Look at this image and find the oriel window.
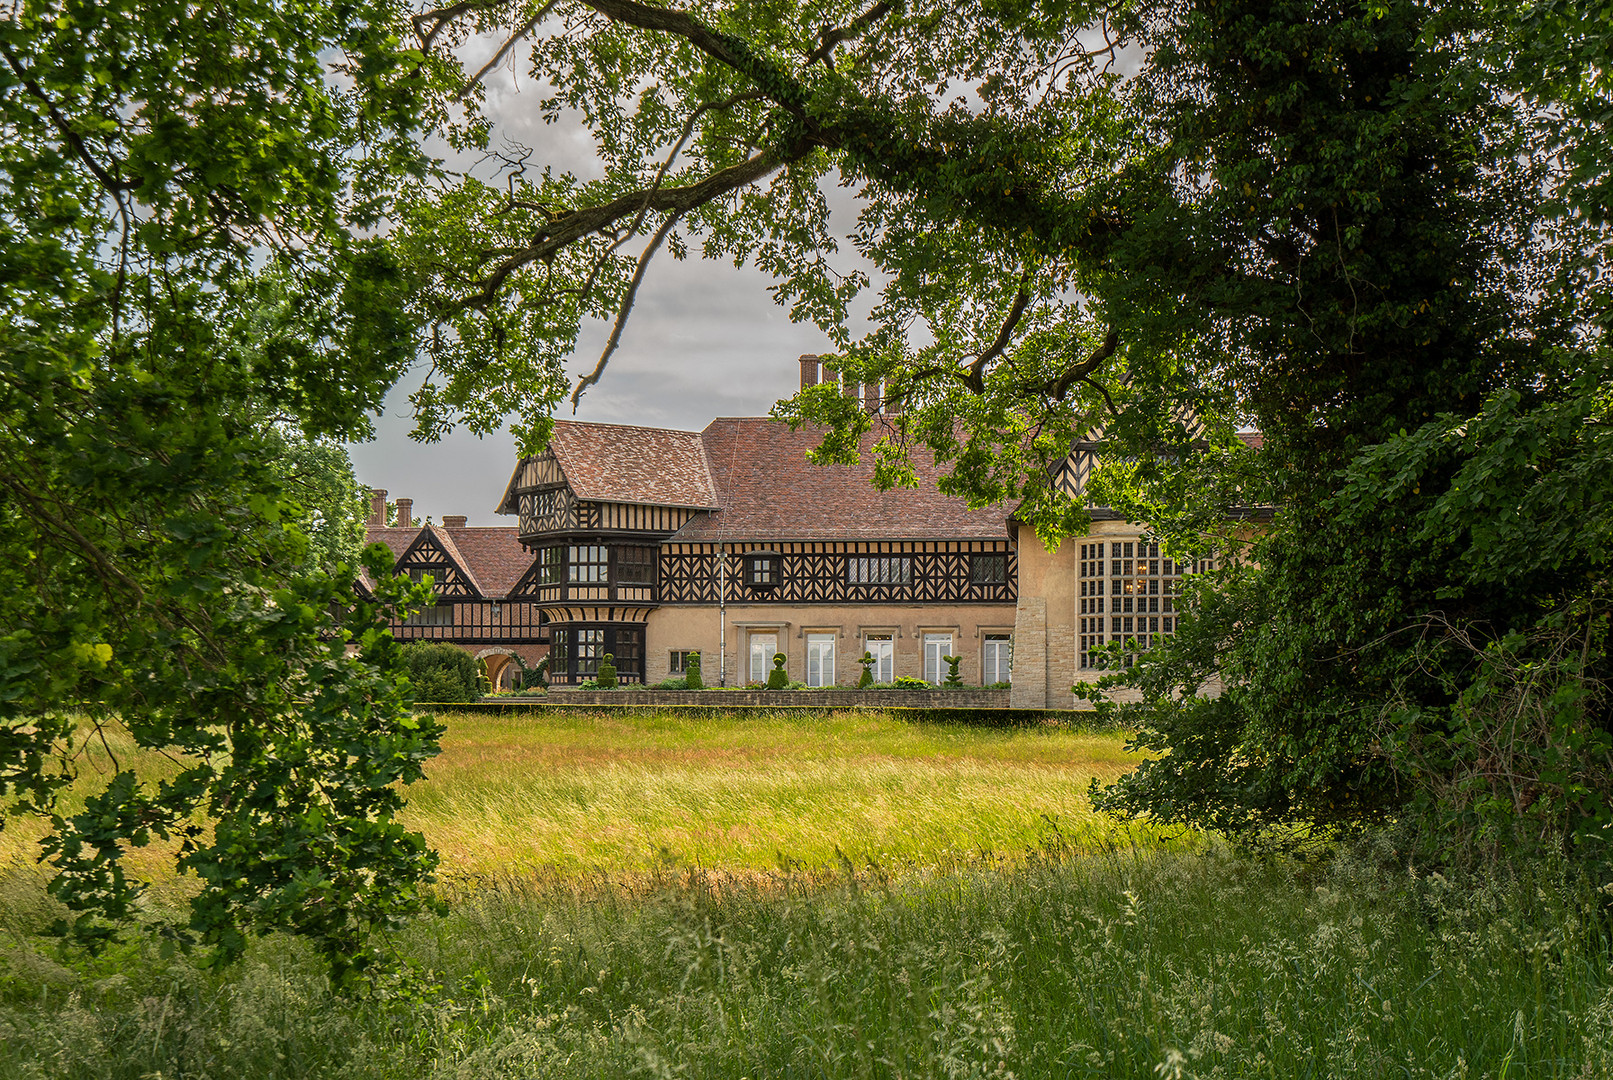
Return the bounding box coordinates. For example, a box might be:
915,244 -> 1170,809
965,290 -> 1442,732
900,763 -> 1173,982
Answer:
617,546 -> 656,585
569,544 -> 608,583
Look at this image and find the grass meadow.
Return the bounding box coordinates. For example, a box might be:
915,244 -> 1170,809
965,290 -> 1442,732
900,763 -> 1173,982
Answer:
2,708 -> 1613,1078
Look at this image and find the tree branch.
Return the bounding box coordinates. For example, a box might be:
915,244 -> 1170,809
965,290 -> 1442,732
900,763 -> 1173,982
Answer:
0,470 -> 145,601
1047,325 -> 1119,402
455,150 -> 792,312
457,1 -> 558,99
963,272 -> 1032,391
0,44 -> 137,195
571,209 -> 685,411
804,0 -> 898,69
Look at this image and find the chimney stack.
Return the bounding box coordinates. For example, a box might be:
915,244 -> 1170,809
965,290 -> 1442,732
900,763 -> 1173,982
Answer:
798,354 -> 820,389
369,489 -> 387,527
442,515 -> 468,529
395,497 -> 413,527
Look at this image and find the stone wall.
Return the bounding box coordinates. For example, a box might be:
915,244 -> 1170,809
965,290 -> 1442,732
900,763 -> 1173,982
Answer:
543,686 -> 1013,709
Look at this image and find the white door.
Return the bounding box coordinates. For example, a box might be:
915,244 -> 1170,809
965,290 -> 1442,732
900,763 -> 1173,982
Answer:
806,634 -> 836,687
749,632 -> 777,684
864,635 -> 893,683
924,633 -> 952,684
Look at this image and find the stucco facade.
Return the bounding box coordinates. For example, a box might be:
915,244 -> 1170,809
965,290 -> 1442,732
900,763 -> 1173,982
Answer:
645,603 -> 1017,687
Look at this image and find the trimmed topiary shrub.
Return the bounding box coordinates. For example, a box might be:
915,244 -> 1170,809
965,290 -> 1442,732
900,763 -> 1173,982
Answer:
857,651 -> 875,688
401,642 -> 481,704
596,652 -> 617,689
943,654 -> 964,688
766,652 -> 789,690
685,653 -> 703,690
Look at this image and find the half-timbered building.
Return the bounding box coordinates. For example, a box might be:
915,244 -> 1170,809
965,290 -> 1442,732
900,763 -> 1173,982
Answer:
362,495 -> 548,690
1006,430 -> 1264,709
496,387 -> 1020,687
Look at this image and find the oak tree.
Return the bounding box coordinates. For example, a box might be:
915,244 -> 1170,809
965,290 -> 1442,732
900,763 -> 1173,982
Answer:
393,0 -> 1613,858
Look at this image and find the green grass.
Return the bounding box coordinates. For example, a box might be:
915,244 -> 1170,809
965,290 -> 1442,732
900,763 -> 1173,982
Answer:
3,710 -> 1612,1078
405,708 -> 1155,880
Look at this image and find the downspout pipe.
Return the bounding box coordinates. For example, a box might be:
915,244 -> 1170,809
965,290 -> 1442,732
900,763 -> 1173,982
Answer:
718,543 -> 727,687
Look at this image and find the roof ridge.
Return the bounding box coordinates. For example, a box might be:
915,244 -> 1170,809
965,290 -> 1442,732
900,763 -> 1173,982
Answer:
424,524 -> 485,596
554,417 -> 703,437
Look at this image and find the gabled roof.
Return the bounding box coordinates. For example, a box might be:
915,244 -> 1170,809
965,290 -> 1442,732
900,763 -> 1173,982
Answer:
669,418 -> 1011,542
362,523 -> 533,599
510,420 -> 720,510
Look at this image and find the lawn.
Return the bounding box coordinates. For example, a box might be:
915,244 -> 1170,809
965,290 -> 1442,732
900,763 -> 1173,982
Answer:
404,708 -> 1158,880
3,709 -> 1612,1079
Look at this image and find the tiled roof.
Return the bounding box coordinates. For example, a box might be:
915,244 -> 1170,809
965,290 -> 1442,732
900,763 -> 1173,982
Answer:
546,420 -> 719,508
671,417 -> 1011,542
361,524 -> 533,599
440,526 -> 531,596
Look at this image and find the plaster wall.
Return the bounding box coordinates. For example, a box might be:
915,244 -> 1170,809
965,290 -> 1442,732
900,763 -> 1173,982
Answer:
645,603 -> 1017,687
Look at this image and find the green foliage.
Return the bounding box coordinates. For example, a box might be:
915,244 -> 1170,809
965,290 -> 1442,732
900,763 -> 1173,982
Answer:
596,653 -> 618,690
765,653 -> 789,690
0,0 -> 456,983
942,655 -> 964,688
400,643 -> 481,705
857,652 -> 876,689
366,0 -> 1613,861
892,676 -> 932,690
685,653 -> 704,690
4,849 -> 1612,1079
262,428 -> 370,570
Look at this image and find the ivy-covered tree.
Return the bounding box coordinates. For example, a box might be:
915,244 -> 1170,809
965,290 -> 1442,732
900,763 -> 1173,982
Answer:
0,0 -> 459,982
386,0 -> 1613,859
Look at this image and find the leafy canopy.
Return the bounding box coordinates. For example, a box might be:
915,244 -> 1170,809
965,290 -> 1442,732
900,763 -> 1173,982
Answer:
0,0 -> 463,983
389,0 -> 1613,858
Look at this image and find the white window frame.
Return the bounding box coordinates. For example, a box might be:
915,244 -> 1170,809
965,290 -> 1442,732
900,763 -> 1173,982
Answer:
749,632 -> 778,684
923,633 -> 952,685
806,633 -> 836,687
863,634 -> 894,683
983,634 -> 1012,684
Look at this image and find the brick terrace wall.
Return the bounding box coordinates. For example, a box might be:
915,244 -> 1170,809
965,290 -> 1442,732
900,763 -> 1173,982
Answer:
543,687 -> 1012,709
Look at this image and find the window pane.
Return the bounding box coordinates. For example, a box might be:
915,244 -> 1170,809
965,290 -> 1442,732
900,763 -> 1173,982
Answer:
618,546 -> 655,585
807,633 -> 835,688
749,633 -> 777,684
864,635 -> 893,683
923,633 -> 951,684
984,635 -> 1012,684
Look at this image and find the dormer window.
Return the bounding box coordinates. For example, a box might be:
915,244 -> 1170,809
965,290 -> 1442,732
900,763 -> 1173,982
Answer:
747,552 -> 780,590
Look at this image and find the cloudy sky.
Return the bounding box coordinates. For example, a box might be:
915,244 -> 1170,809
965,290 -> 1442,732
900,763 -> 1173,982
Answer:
347,37 -> 847,526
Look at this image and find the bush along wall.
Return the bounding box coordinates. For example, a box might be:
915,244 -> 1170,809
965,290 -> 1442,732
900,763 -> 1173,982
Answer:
401,642 -> 482,704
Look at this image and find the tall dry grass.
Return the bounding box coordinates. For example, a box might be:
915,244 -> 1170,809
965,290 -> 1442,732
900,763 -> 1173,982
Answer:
404,708 -> 1156,880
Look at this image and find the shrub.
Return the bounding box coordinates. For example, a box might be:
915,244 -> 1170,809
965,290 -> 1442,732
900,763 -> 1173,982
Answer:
401,642 -> 481,703
596,653 -> 617,689
766,653 -> 789,690
893,676 -> 931,689
685,652 -> 704,690
942,654 -> 964,688
857,651 -> 876,688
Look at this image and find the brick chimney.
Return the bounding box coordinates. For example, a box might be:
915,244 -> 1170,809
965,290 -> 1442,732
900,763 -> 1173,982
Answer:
395,497 -> 413,527
798,354 -> 820,389
442,515 -> 468,529
368,488 -> 387,527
